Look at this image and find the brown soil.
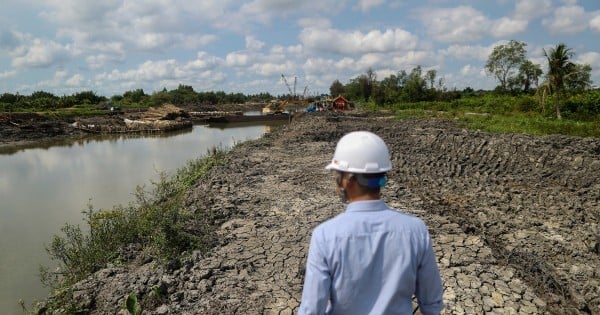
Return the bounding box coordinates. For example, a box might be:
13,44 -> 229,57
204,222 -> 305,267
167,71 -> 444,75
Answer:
38,112 -> 599,314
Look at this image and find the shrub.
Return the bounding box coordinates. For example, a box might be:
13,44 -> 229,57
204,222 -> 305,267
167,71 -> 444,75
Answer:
40,149 -> 226,290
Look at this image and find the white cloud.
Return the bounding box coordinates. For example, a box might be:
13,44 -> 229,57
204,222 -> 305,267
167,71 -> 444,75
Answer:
590,13 -> 600,32
491,17 -> 528,37
542,5 -> 589,34
93,51 -> 227,92
249,60 -> 296,76
245,36 -> 265,51
186,52 -> 223,70
514,0 -> 552,20
576,52 -> 600,67
66,73 -> 84,86
460,64 -> 481,76
11,37 -> 71,68
300,27 -> 419,55
226,52 -> 252,67
0,70 -> 16,79
297,17 -> 331,29
440,43 -> 496,61
357,0 -> 385,12
417,6 -> 490,43
39,0 -> 217,56
231,0 -> 344,29
576,52 -> 600,84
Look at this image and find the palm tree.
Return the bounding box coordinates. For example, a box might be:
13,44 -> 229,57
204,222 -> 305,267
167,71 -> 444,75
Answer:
543,43 -> 575,119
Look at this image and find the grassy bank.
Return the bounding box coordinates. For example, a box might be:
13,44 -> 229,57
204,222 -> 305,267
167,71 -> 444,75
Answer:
35,148 -> 226,313
363,94 -> 600,138
392,109 -> 600,138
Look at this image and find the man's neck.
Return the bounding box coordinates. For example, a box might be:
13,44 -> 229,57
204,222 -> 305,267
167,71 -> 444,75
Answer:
348,194 -> 380,203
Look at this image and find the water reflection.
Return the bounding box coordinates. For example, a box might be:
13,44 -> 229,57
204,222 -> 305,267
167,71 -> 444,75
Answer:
0,123 -> 276,314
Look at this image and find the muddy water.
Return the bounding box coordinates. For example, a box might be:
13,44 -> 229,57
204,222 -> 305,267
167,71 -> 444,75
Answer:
0,122 -> 281,314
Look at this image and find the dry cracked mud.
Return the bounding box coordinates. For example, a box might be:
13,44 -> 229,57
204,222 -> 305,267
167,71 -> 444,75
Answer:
55,113 -> 598,314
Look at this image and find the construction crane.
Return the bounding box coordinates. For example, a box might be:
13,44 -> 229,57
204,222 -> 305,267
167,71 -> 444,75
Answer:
293,76 -> 297,97
281,74 -> 294,96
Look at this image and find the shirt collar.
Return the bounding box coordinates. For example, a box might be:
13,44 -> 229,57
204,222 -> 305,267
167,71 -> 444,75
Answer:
345,199 -> 388,212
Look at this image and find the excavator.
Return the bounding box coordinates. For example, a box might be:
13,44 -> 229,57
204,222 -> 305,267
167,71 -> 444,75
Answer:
262,99 -> 287,114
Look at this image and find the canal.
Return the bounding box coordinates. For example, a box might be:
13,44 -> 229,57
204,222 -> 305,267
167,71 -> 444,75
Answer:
0,121 -> 281,314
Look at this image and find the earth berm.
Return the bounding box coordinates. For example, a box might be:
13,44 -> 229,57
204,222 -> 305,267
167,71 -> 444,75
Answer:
46,113 -> 600,314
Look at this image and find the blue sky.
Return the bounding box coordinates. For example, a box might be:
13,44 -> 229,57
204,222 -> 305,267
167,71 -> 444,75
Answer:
1,0 -> 599,97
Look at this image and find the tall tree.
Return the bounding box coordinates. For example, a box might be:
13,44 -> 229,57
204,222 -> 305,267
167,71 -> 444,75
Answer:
425,69 -> 437,90
517,60 -> 543,93
403,66 -> 427,102
544,43 -> 575,119
329,79 -> 345,97
486,40 -> 527,92
565,64 -> 592,92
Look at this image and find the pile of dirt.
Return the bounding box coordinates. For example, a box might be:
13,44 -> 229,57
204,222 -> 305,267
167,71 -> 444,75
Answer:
38,113 -> 600,314
142,104 -> 189,121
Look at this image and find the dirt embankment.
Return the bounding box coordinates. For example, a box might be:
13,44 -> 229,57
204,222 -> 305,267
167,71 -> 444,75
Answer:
43,113 -> 599,314
0,104 -> 260,149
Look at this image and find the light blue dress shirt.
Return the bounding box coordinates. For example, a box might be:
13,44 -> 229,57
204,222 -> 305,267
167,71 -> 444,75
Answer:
299,200 -> 443,315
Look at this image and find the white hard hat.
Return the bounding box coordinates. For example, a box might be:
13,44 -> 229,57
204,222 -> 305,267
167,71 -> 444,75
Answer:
325,131 -> 392,173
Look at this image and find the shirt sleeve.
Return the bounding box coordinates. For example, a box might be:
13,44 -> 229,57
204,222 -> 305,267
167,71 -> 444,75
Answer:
298,229 -> 331,315
415,230 -> 444,315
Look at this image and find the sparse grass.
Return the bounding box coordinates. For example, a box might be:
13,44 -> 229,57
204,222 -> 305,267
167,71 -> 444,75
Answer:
35,148 -> 226,313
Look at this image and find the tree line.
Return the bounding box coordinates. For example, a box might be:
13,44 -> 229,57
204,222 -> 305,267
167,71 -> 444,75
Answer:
329,41 -> 595,119
0,85 -> 275,112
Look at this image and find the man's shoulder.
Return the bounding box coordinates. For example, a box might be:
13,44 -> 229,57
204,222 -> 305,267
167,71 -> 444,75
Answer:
313,206 -> 428,236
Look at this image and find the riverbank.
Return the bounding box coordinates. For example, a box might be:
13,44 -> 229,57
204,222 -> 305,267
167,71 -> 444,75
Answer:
0,104 -> 269,149
37,112 -> 599,314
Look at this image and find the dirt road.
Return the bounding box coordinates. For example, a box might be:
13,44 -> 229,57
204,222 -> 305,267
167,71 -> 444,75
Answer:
45,113 -> 600,314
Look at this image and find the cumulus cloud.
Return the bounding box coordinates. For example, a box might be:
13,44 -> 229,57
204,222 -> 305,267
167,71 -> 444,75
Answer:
514,0 -> 552,20
300,27 -> 419,55
11,37 -> 72,68
226,52 -> 252,67
491,17 -> 528,37
542,5 -> 589,34
416,6 -> 490,43
418,5 -> 537,43
576,52 -> 600,68
40,0 -> 218,56
249,60 -> 296,76
440,43 -> 496,61
94,51 -> 226,92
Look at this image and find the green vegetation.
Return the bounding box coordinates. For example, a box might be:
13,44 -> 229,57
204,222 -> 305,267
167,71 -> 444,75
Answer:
354,91 -> 600,137
0,85 -> 275,116
36,148 -> 226,313
331,40 -> 597,137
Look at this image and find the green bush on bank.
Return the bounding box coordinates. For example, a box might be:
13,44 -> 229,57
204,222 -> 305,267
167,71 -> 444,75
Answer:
39,149 -> 226,292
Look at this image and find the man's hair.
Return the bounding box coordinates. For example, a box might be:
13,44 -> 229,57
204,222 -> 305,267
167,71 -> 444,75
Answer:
352,172 -> 386,195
